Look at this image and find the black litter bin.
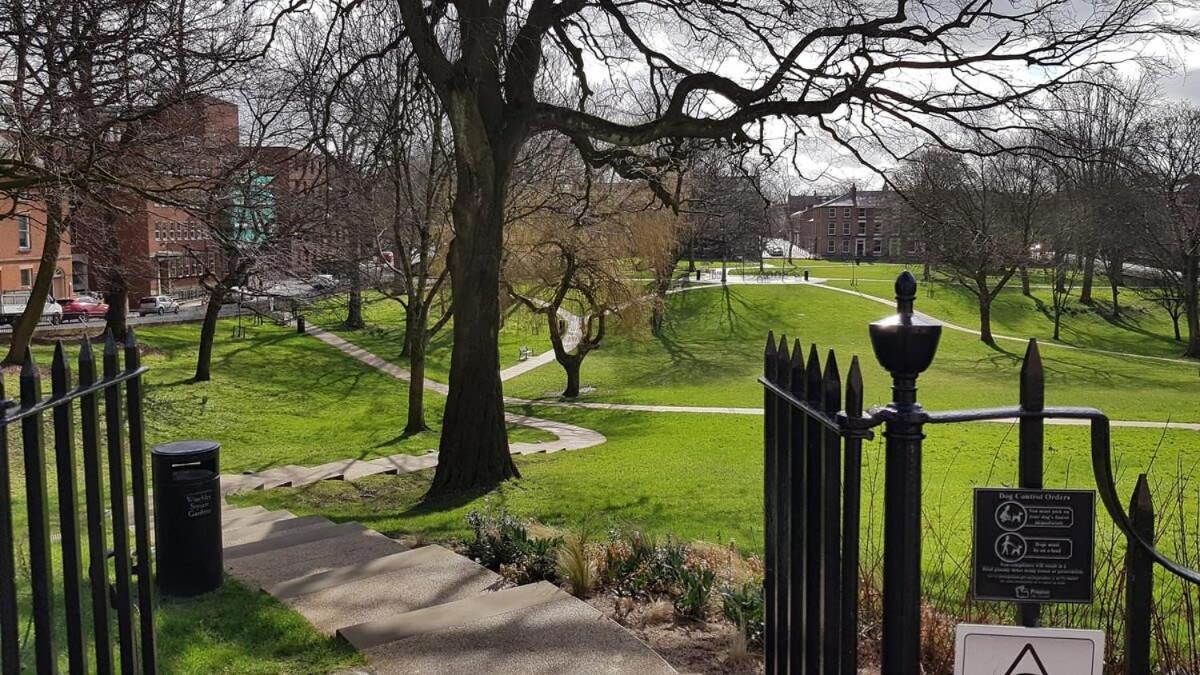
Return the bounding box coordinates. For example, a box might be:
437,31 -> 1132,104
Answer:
152,440 -> 222,597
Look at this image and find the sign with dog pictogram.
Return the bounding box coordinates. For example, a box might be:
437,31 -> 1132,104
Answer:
972,488 -> 1095,603
954,624 -> 1104,675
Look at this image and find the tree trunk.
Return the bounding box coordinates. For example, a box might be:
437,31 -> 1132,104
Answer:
1020,266 -> 1031,296
428,138 -> 518,496
1080,253 -> 1095,304
1184,255 -> 1199,359
687,239 -> 696,273
1172,314 -> 1182,342
922,262 -> 931,282
4,200 -> 63,366
978,294 -> 995,345
104,284 -> 128,341
562,357 -> 581,398
1109,279 -> 1120,317
346,265 -> 364,329
405,331 -> 429,435
194,286 -> 225,382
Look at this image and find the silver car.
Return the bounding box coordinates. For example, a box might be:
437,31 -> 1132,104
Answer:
138,295 -> 180,316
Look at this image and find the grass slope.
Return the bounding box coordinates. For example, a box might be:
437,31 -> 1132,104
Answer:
502,284 -> 1200,423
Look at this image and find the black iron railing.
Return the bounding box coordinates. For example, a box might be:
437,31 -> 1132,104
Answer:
761,271 -> 1200,674
0,331 -> 156,674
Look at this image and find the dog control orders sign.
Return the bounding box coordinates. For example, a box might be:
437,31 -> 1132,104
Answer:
954,624 -> 1104,675
972,488 -> 1095,603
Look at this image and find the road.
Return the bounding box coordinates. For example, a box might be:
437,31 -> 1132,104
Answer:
0,302 -> 255,336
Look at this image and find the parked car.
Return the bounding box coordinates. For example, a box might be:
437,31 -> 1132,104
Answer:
0,291 -> 62,325
61,296 -> 109,323
138,295 -> 180,316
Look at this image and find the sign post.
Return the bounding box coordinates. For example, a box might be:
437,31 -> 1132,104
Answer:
972,488 -> 1096,604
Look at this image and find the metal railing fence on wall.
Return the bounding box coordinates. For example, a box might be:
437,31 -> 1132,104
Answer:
0,331 -> 156,674
761,271 -> 1200,674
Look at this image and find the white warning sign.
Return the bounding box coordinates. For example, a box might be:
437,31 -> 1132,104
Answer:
954,624 -> 1104,675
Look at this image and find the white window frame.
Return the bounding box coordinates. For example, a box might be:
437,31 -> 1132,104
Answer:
841,239 -> 850,253
842,222 -> 850,235
17,215 -> 30,251
827,221 -> 835,235
826,239 -> 836,254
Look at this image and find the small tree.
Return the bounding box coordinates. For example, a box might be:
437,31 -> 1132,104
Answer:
505,179 -> 647,398
1137,267 -> 1189,342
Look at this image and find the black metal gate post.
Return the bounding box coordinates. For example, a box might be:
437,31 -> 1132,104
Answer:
869,272 -> 941,674
1017,338 -> 1044,627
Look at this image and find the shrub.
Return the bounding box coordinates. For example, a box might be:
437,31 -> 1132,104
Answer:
673,565 -> 716,620
463,507 -> 561,583
721,582 -> 765,647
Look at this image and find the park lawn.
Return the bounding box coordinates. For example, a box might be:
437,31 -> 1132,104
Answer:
502,284 -> 1200,423
315,292 -> 551,383
825,276 -> 1188,360
232,404 -> 1199,619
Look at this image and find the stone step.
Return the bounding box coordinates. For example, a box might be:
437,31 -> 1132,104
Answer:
340,459 -> 403,482
224,521 -> 363,561
354,583 -> 678,674
338,580 -> 560,650
222,509 -> 296,531
227,529 -> 409,591
257,465 -> 309,490
223,504 -> 266,518
221,474 -> 267,494
360,453 -> 438,477
278,545 -> 503,635
223,515 -> 332,548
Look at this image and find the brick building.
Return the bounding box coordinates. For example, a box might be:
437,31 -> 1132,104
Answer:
0,197 -> 87,299
788,186 -> 916,260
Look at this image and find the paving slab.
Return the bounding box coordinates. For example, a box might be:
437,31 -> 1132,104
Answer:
226,529 -> 409,591
256,465 -> 311,490
338,580 -> 562,650
223,515 -> 333,548
280,545 -> 503,635
340,460 -> 402,482
224,521 -> 363,560
223,509 -> 296,531
268,544 -> 451,600
364,454 -> 439,476
360,585 -> 676,674
221,474 -> 266,494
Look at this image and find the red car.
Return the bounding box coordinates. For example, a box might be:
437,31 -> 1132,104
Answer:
61,296 -> 109,323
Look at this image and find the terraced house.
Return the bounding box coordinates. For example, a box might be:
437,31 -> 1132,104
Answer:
788,186 -> 918,261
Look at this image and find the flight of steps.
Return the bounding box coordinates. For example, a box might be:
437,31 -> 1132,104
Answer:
220,453 -> 441,494
220,504 -> 677,674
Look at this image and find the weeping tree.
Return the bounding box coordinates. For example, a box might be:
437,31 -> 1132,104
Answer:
504,173 -> 660,397
313,0 -> 1190,494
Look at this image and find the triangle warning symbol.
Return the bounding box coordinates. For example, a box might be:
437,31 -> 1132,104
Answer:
1004,643 -> 1050,675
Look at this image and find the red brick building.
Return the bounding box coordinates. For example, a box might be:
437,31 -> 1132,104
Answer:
788,186 -> 916,260
0,197 -> 86,298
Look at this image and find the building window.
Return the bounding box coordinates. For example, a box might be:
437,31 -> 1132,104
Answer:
843,207 -> 852,217
842,222 -> 850,235
827,221 -> 835,235
873,238 -> 882,255
828,207 -> 836,218
858,208 -> 866,218
17,215 -> 30,250
858,221 -> 866,235
889,238 -> 901,256
841,239 -> 850,253
19,268 -> 32,287
826,240 -> 836,254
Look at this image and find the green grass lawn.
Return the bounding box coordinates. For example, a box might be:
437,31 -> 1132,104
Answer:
233,403 -> 1199,611
826,276 -> 1188,360
311,292 -> 551,383
4,317 -> 553,673
501,284 -> 1200,423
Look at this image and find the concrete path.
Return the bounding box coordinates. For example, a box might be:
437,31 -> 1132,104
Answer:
217,327 -> 605,496
219,505 -> 676,674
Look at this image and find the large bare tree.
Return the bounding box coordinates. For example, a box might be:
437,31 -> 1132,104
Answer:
310,0 -> 1189,494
